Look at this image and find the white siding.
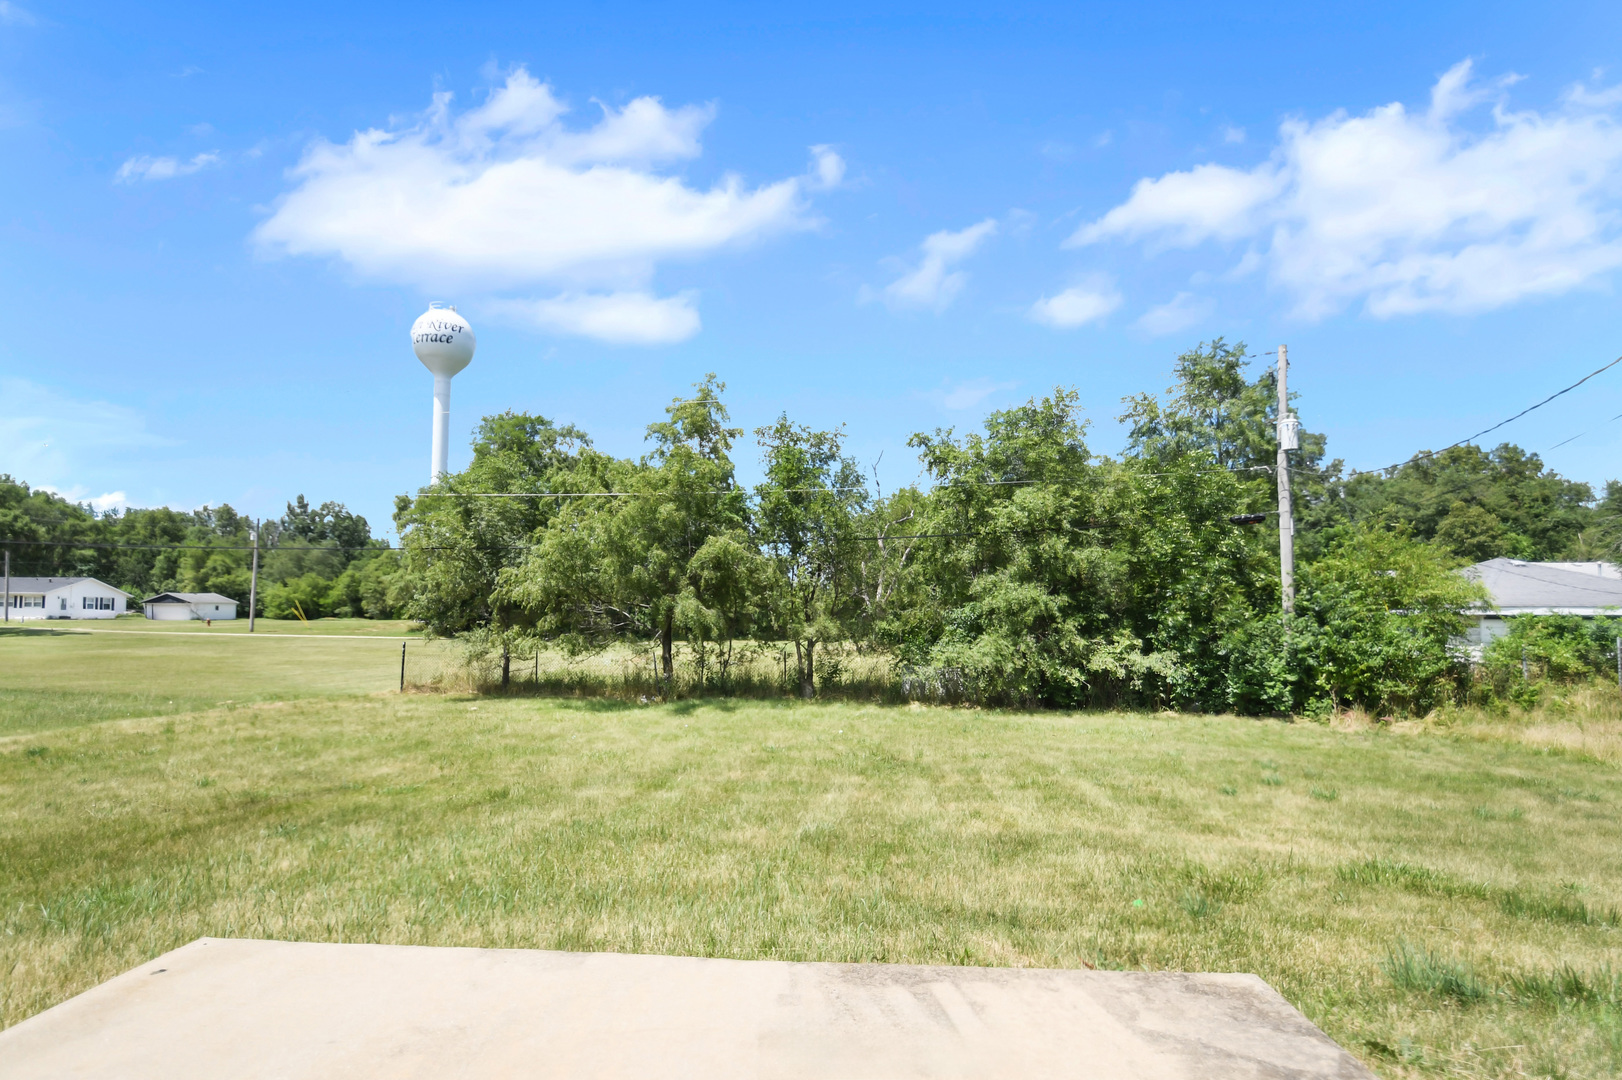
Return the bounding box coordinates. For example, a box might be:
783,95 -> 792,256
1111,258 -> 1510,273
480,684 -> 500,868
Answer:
5,595 -> 49,621
57,580 -> 127,620
143,600 -> 239,621
146,603 -> 195,621
4,580 -> 126,621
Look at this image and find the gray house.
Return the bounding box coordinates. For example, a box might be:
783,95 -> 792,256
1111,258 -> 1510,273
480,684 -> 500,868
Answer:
1461,559 -> 1622,645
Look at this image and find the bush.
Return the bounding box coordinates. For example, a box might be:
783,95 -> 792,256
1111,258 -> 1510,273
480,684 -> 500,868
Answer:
263,573 -> 330,620
1482,614 -> 1622,684
1222,529 -> 1486,716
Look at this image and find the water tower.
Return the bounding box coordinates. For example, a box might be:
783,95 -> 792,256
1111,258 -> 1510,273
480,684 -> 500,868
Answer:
411,304 -> 476,482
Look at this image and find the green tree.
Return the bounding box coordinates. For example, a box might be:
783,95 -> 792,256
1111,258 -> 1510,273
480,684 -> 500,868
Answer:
753,416 -> 866,696
1227,528 -> 1486,716
500,377 -> 755,678
0,478 -> 101,579
905,388 -> 1271,707
1329,444 -> 1595,561
1567,480 -> 1622,561
397,412 -> 606,637
1121,338 -> 1327,473
1479,613 -> 1622,696
263,573 -> 331,620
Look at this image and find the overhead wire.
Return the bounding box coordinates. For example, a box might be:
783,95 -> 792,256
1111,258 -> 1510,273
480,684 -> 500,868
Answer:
0,538 -> 405,553
399,466 -> 1275,501
1545,410 -> 1622,452
1348,354 -> 1622,477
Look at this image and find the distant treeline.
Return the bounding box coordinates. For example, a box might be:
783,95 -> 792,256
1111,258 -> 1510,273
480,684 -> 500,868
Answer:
7,339 -> 1620,714
0,488 -> 408,620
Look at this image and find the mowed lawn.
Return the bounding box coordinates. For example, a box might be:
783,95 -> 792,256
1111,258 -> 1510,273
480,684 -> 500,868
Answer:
0,620 -> 426,735
1,630 -> 1619,1078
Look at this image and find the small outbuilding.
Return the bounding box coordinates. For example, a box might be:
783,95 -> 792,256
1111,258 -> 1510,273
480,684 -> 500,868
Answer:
3,576 -> 130,621
142,592 -> 240,621
1461,558 -> 1622,645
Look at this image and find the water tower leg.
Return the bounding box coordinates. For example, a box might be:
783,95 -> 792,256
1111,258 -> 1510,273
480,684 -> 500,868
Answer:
431,374 -> 452,482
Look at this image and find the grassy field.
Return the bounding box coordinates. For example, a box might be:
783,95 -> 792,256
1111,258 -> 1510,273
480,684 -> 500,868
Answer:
1,629 -> 1619,1078
0,620 -> 431,736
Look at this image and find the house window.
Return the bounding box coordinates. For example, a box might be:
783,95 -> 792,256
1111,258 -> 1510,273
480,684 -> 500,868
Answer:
59,598 -> 66,610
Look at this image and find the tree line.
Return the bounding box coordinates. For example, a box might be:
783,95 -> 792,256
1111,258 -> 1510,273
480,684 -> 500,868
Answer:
394,342 -> 1620,714
0,487 -> 406,620
7,339 -> 1619,714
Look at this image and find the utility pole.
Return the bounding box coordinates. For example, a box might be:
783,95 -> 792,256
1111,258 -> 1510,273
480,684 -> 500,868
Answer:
1276,345 -> 1297,615
248,520 -> 260,633
3,548 -> 9,623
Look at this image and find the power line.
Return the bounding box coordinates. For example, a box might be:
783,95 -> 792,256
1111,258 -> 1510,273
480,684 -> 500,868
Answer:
1355,354 -> 1622,476
0,539 -> 395,553
400,466 -> 1275,501
1545,410 -> 1622,452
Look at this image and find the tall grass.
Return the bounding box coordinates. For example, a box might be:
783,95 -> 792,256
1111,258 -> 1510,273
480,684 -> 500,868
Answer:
406,640 -> 906,701
1338,859 -> 1621,928
1384,942 -> 1491,1003
1384,941 -> 1621,1014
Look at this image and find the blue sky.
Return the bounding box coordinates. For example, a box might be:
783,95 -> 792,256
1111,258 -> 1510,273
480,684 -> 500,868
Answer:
4,1 -> 1622,538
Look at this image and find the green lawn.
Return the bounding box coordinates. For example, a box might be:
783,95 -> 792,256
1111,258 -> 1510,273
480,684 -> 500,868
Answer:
0,621 -> 431,735
2,615 -> 422,636
1,631 -> 1618,1078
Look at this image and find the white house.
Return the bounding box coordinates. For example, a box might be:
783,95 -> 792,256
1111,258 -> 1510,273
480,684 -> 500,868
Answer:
2,576 -> 131,621
1461,559 -> 1622,645
142,592 -> 240,621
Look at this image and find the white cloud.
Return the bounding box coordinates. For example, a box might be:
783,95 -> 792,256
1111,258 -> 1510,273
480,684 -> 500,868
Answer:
39,487 -> 130,513
809,144 -> 846,189
255,69 -> 822,344
1028,279 -> 1122,328
1071,162 -> 1284,248
1072,61 -> 1622,318
1136,292 -> 1216,335
1220,125 -> 1246,144
0,2 -> 35,26
882,219 -> 998,311
487,291 -> 701,345
924,377 -> 1017,411
115,152 -> 221,183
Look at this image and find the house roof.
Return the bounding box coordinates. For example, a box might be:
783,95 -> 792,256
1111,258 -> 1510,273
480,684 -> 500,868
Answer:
2,576 -> 131,596
1464,558 -> 1622,615
143,592 -> 240,605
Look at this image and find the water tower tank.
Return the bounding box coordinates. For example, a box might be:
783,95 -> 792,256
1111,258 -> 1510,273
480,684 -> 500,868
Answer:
412,304 -> 476,482
412,304 -> 476,377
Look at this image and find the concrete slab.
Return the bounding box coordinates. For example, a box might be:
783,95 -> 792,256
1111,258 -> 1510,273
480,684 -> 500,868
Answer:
0,938 -> 1374,1079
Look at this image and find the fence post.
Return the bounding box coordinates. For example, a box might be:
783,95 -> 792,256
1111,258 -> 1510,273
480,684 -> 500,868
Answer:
1615,636 -> 1620,691
400,640 -> 406,692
